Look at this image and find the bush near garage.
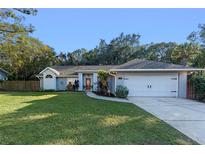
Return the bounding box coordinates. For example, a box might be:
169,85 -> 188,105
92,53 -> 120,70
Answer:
190,75 -> 205,100
115,85 -> 129,98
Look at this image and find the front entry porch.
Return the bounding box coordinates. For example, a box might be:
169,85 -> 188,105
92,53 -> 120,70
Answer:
77,71 -> 115,93
78,72 -> 98,91
84,75 -> 92,91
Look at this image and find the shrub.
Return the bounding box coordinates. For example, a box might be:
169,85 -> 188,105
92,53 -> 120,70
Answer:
98,70 -> 109,81
115,85 -> 129,98
67,82 -> 73,91
73,80 -> 79,91
98,70 -> 109,95
190,75 -> 205,100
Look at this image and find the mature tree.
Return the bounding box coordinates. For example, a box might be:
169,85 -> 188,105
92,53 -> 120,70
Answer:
106,33 -> 141,64
171,43 -> 201,66
66,52 -> 75,65
0,8 -> 40,78
185,24 -> 205,68
56,52 -> 67,65
192,49 -> 205,68
83,48 -> 98,65
0,35 -> 56,80
0,8 -> 37,36
0,8 -> 56,80
78,33 -> 141,65
71,48 -> 87,65
145,42 -> 177,63
196,24 -> 205,45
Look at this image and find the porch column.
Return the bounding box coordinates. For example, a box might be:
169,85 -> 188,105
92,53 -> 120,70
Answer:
78,73 -> 83,91
114,75 -> 117,92
93,73 -> 98,91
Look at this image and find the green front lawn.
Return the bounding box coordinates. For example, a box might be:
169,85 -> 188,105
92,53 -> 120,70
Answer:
0,92 -> 197,144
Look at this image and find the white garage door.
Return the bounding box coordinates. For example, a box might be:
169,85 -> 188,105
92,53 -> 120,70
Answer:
123,73 -> 178,97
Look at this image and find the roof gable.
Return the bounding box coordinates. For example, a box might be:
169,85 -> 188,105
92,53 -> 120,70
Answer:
39,67 -> 60,75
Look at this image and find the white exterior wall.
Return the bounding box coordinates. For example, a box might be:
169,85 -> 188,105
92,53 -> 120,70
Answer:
56,78 -> 65,91
56,77 -> 76,91
78,73 -> 83,91
43,69 -> 56,90
93,73 -> 98,92
178,72 -> 187,98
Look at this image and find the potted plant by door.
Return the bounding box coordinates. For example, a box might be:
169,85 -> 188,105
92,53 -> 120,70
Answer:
67,82 -> 73,91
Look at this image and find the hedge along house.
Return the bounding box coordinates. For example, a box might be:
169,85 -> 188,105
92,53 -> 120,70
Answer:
37,59 -> 205,98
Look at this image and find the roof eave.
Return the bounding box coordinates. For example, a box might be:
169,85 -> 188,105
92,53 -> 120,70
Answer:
109,68 -> 205,72
57,75 -> 78,78
39,67 -> 60,75
0,68 -> 9,74
75,70 -> 99,73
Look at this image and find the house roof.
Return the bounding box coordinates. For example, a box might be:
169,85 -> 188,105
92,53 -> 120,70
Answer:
110,59 -> 205,72
0,68 -> 8,74
37,59 -> 205,77
49,65 -> 117,77
74,65 -> 117,72
50,65 -> 77,76
115,59 -> 193,69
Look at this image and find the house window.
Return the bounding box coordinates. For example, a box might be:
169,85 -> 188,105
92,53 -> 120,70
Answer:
46,74 -> 53,78
118,77 -> 123,80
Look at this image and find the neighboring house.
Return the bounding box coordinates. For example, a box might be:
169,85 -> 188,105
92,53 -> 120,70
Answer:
37,59 -> 204,98
0,68 -> 8,81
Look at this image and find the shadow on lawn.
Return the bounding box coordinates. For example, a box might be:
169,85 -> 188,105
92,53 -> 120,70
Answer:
0,92 -> 197,145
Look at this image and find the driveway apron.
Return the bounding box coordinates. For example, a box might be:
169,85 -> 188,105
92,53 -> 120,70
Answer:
128,97 -> 205,144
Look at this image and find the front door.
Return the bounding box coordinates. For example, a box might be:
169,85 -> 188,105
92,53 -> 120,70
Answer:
86,78 -> 91,90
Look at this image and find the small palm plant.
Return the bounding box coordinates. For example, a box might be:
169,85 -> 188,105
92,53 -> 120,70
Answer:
98,70 -> 109,95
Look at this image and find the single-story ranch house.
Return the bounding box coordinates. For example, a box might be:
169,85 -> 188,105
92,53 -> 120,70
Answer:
37,59 -> 204,98
0,68 -> 8,81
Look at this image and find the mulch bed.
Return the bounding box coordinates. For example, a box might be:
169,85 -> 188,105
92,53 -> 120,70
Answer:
93,91 -> 115,97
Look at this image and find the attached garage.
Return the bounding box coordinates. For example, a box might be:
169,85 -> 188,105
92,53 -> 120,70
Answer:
110,59 -> 203,98
117,72 -> 178,97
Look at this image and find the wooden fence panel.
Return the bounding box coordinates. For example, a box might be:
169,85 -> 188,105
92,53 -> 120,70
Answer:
0,81 -> 40,91
187,80 -> 201,100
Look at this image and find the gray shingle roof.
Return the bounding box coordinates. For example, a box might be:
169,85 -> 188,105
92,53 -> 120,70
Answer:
0,68 -> 8,74
41,59 -> 197,77
50,65 -> 117,76
115,59 -> 194,69
50,66 -> 77,76
77,65 -> 117,71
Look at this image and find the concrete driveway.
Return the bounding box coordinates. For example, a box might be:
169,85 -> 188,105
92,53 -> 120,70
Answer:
128,97 -> 205,144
